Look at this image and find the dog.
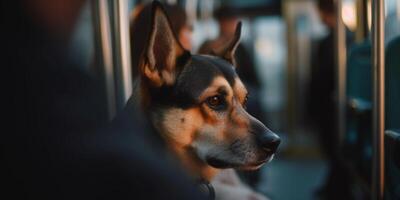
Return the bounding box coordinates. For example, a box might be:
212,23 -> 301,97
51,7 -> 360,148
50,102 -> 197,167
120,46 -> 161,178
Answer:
130,0 -> 280,190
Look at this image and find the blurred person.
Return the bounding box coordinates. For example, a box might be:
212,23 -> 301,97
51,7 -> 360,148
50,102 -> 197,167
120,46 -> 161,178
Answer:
309,0 -> 354,199
130,2 -> 193,79
199,6 -> 261,91
198,6 -> 265,188
1,0 -> 206,199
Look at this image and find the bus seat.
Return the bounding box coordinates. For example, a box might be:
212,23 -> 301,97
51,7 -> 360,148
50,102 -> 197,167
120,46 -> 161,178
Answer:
385,36 -> 400,130
384,130 -> 400,199
346,41 -> 373,145
344,40 -> 373,180
347,41 -> 372,102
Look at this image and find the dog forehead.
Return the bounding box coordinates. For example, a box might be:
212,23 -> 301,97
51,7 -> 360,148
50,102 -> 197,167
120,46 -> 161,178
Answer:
193,55 -> 237,85
175,55 -> 238,100
198,76 -> 232,100
189,55 -> 248,98
180,55 -> 237,84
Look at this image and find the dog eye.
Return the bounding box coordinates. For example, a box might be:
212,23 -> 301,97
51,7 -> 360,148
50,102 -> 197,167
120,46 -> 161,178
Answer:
206,95 -> 225,110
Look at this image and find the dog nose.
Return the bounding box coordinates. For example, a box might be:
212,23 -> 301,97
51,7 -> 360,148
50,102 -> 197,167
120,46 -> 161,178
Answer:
258,132 -> 280,153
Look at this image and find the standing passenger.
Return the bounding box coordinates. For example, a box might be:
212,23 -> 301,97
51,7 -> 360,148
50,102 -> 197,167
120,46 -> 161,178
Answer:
309,0 -> 354,199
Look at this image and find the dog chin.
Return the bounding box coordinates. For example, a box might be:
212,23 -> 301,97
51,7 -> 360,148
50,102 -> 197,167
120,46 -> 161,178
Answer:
206,157 -> 237,168
239,163 -> 265,170
206,154 -> 275,170
239,154 -> 275,170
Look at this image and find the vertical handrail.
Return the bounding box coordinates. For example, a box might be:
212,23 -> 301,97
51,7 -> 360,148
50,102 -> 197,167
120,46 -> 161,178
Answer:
283,0 -> 296,137
110,0 -> 133,112
355,0 -> 369,43
335,0 -> 347,148
91,0 -> 117,120
371,0 -> 385,199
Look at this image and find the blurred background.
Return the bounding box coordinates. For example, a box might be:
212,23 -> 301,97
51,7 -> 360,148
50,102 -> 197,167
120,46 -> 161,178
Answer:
5,0 -> 399,199
70,0 -> 400,199
68,0 -> 399,198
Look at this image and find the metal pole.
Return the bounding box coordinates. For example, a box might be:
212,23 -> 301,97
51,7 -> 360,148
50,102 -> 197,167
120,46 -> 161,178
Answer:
283,0 -> 296,137
335,0 -> 347,148
110,0 -> 133,111
355,0 -> 369,43
371,0 -> 385,198
91,0 -> 117,120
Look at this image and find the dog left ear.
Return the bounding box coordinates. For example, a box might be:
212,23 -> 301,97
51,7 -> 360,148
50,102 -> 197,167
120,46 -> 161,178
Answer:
216,22 -> 242,66
140,1 -> 189,87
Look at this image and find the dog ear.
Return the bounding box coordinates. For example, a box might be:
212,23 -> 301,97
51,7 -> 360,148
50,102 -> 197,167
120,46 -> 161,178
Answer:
215,22 -> 242,66
140,1 -> 189,87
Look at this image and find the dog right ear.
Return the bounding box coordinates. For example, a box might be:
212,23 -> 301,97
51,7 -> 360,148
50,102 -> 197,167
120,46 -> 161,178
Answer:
139,1 -> 189,87
214,22 -> 242,66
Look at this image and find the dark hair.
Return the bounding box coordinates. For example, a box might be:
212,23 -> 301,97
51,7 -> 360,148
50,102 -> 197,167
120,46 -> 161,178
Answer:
213,6 -> 241,20
130,3 -> 187,78
318,0 -> 335,14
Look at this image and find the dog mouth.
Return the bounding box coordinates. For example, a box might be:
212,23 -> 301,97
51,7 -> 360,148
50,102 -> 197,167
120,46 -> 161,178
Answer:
250,159 -> 268,166
206,154 -> 274,170
239,158 -> 270,170
206,157 -> 236,168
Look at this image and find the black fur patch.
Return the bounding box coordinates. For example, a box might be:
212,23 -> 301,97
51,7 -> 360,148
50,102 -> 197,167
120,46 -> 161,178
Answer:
148,55 -> 238,109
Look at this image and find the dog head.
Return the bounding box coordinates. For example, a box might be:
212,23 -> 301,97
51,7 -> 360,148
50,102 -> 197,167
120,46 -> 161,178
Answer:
138,2 -> 280,171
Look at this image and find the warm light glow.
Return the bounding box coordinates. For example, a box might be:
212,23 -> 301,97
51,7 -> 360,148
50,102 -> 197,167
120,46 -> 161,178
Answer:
255,38 -> 274,59
341,1 -> 357,31
367,0 -> 372,31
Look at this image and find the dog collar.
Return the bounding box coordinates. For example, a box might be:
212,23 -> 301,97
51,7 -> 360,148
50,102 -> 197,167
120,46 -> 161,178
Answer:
197,179 -> 215,200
